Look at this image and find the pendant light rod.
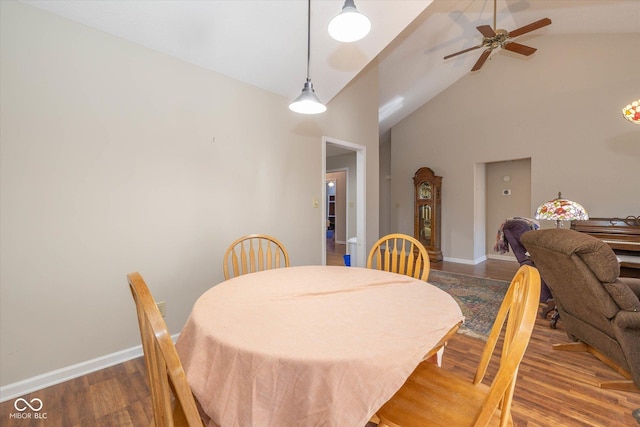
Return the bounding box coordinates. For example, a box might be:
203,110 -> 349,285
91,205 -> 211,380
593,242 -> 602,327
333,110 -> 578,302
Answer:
305,0 -> 311,80
289,0 -> 326,114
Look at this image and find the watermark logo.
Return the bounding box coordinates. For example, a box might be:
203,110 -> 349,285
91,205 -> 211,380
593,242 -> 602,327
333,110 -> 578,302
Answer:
14,398 -> 43,412
9,397 -> 47,419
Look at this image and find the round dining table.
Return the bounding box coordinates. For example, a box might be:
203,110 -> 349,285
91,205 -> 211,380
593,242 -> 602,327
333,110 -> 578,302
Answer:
175,265 -> 464,427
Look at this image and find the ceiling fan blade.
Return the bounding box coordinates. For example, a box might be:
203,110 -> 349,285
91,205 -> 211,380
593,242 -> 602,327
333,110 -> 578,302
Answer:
508,18 -> 552,38
471,49 -> 492,72
476,25 -> 496,38
503,42 -> 537,56
443,44 -> 483,60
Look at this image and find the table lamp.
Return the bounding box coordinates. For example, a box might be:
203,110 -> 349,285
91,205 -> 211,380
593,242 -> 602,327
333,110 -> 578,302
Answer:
622,99 -> 640,125
535,192 -> 589,228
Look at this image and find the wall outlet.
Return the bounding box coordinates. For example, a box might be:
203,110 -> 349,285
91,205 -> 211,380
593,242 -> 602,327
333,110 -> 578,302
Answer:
156,301 -> 166,318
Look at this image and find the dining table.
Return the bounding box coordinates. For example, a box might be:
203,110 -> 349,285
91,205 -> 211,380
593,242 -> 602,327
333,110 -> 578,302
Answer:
175,265 -> 464,427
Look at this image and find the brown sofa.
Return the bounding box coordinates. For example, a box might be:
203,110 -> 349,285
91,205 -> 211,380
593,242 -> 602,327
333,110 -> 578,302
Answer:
521,228 -> 640,391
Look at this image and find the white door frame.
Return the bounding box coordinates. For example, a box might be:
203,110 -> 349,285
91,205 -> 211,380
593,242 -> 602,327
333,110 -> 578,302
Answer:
321,137 -> 366,267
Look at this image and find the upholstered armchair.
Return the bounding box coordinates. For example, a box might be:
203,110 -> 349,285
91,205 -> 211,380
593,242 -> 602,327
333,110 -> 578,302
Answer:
521,228 -> 640,392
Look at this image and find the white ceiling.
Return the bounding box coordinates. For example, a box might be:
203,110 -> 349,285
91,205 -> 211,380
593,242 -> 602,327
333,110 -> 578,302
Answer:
21,0 -> 640,139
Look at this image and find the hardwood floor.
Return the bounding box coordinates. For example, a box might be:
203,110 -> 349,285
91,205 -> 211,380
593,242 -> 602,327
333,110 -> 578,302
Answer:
326,237 -> 347,266
2,254 -> 639,426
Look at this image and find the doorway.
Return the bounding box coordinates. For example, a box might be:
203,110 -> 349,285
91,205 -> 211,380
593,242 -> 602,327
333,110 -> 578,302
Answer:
326,171 -> 346,243
485,158 -> 532,261
322,137 -> 366,267
326,171 -> 347,266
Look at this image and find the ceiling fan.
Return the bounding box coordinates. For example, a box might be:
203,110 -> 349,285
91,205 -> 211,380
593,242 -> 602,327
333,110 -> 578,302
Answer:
444,0 -> 552,71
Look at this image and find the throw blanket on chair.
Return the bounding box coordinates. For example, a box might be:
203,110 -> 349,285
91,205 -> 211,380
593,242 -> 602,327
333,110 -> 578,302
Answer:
494,217 -> 540,254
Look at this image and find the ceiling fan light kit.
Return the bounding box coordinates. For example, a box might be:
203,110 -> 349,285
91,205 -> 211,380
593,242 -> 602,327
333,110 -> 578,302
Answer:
328,0 -> 371,42
444,0 -> 551,71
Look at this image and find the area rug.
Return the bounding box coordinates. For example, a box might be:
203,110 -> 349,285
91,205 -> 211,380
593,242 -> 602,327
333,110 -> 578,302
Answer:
428,270 -> 510,340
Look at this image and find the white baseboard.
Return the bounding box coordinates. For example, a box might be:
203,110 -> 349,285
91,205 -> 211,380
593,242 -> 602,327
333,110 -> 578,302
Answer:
442,256 -> 473,265
443,254 -> 519,265
487,254 -> 518,262
474,254 -> 488,264
0,333 -> 179,403
443,256 -> 487,265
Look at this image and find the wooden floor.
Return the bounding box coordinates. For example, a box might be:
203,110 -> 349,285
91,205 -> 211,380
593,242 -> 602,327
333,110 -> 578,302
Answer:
2,248 -> 639,426
326,238 -> 347,267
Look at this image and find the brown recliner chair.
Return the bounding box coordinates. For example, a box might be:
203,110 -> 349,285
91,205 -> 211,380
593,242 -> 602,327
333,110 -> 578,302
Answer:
521,228 -> 640,392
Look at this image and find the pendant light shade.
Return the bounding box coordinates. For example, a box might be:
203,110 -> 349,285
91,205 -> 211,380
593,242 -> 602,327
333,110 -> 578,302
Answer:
328,0 -> 371,42
289,78 -> 327,114
289,0 -> 326,114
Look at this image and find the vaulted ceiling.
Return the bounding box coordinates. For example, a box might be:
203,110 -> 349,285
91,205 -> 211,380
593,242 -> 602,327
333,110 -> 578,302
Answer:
22,0 -> 640,139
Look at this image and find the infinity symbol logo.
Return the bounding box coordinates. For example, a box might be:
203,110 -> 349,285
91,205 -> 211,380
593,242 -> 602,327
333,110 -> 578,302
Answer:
14,398 -> 43,412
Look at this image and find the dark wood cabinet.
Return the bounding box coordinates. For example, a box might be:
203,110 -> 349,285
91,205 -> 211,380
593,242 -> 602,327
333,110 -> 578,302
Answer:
413,167 -> 442,262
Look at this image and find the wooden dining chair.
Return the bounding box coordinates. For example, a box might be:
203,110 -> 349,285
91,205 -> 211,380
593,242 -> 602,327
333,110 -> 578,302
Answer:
367,233 -> 430,281
375,265 -> 541,427
223,234 -> 290,280
128,272 -> 205,427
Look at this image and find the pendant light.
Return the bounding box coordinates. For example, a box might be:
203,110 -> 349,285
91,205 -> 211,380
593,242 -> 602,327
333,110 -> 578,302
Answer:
328,0 -> 371,42
289,0 -> 326,114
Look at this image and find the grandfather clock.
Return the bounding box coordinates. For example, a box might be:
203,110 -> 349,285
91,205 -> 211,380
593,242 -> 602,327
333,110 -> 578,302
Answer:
413,167 -> 443,262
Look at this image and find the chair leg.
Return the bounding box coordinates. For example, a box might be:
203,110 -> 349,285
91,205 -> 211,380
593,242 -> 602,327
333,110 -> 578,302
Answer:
540,299 -> 556,318
550,310 -> 560,329
540,299 -> 560,328
599,380 -> 639,393
552,342 -> 588,352
436,346 -> 445,366
553,342 -> 640,392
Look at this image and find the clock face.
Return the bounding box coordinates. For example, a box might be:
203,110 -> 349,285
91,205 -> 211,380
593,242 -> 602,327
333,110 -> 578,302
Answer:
418,182 -> 432,200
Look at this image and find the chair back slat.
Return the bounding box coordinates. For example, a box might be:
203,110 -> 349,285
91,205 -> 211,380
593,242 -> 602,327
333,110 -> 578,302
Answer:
258,239 -> 265,271
249,239 -> 257,273
223,234 -> 290,280
367,233 -> 430,281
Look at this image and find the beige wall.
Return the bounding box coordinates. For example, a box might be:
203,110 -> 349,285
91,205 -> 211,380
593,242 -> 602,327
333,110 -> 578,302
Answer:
379,140 -> 392,237
0,2 -> 379,387
389,33 -> 640,263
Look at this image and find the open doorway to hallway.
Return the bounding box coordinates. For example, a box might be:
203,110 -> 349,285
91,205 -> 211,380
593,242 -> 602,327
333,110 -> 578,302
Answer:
322,137 -> 366,267
326,171 -> 347,266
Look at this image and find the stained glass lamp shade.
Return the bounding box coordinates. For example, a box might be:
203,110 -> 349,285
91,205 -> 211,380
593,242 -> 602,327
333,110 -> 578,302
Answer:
535,192 -> 589,228
622,99 -> 640,125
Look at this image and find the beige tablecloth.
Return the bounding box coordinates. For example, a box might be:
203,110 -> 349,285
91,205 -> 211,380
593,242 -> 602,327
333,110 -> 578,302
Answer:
176,266 -> 464,427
